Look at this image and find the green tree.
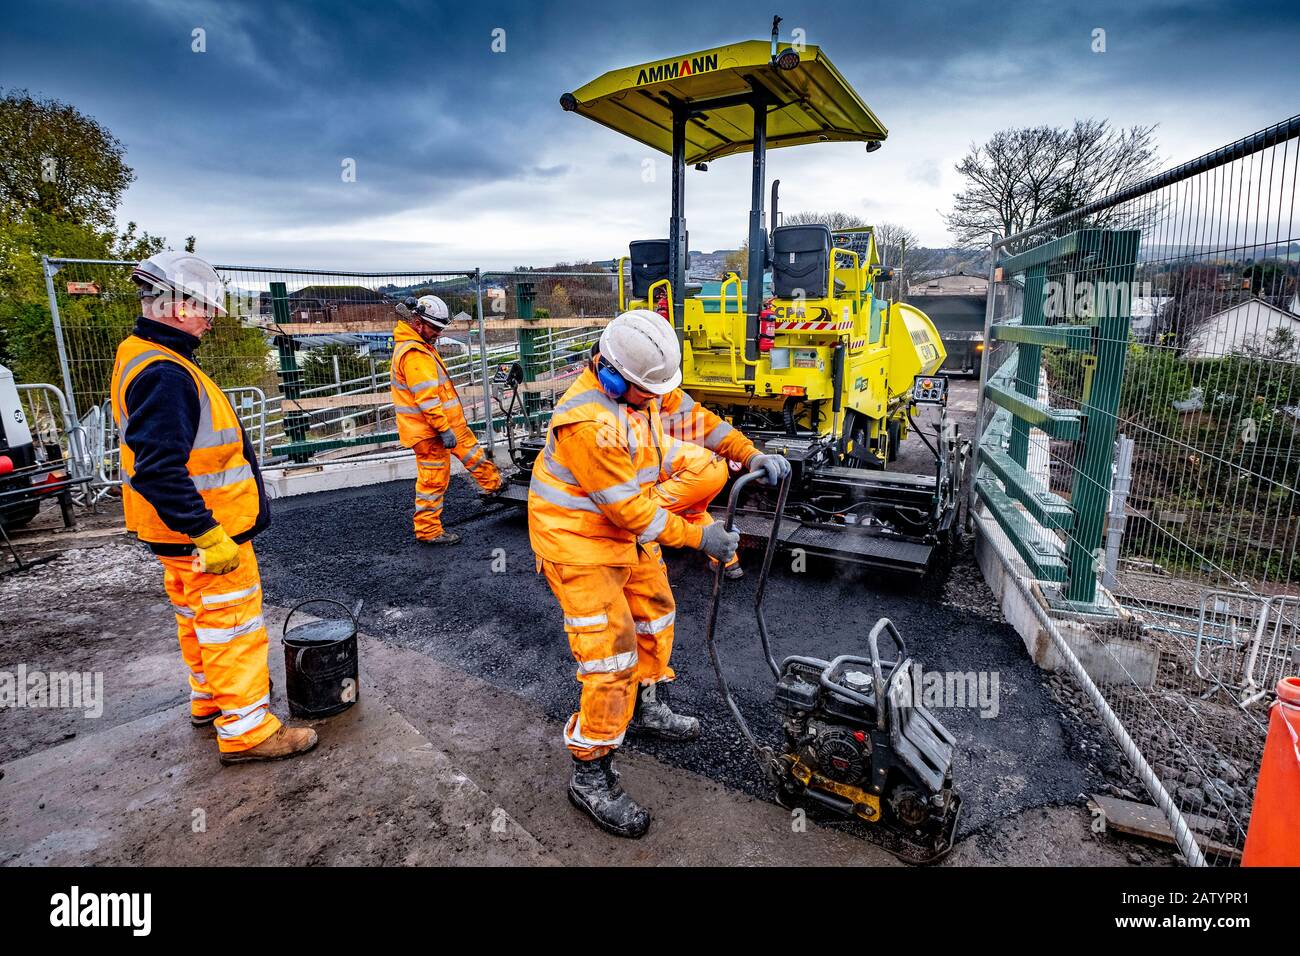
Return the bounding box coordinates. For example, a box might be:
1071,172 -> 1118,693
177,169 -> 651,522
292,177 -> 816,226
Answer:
0,89 -> 133,229
721,241 -> 749,279
0,90 -> 164,395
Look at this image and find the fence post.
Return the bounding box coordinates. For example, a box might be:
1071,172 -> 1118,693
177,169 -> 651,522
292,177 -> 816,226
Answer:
41,256 -> 95,482
474,269 -> 496,454
270,281 -> 310,464
515,280 -> 544,420
1103,434 -> 1135,590
42,257 -> 80,426
971,233 -> 1001,515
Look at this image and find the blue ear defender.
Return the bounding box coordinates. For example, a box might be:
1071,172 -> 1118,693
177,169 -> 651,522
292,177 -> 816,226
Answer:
596,357 -> 629,398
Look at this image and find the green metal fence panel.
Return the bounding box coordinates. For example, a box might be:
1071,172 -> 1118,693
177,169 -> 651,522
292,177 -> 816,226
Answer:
1063,230 -> 1140,603
977,227 -> 1139,607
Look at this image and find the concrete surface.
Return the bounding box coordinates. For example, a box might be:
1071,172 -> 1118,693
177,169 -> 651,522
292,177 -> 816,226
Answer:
262,453 -> 418,499
0,566 -> 900,866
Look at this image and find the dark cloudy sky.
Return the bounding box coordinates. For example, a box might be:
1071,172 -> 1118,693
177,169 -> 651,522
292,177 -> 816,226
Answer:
4,0 -> 1298,269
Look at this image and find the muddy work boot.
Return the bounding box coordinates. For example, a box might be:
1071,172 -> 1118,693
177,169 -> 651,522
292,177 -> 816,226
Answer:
568,755 -> 651,839
219,726 -> 318,766
418,531 -> 461,546
630,682 -> 700,741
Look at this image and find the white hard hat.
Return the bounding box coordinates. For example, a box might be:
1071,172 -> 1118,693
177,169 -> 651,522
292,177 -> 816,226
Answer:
132,251 -> 227,315
410,294 -> 451,330
599,309 -> 682,395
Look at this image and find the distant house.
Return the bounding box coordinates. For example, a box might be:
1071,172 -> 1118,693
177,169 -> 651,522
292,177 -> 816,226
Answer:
1184,298 -> 1300,361
907,270 -> 988,296
1130,295 -> 1171,341
257,285 -> 394,325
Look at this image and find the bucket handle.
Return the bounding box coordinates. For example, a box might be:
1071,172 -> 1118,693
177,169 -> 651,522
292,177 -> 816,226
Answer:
282,598 -> 363,639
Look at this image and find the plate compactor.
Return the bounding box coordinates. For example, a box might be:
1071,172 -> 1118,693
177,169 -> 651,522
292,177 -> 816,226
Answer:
705,469 -> 962,864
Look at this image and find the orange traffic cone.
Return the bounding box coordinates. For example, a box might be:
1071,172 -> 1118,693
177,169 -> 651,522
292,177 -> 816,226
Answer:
1242,676 -> 1300,866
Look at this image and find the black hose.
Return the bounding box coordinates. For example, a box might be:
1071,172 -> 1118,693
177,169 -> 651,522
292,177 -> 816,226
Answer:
907,408 -> 939,461
754,474 -> 791,679
703,470 -> 790,769
782,396 -> 799,437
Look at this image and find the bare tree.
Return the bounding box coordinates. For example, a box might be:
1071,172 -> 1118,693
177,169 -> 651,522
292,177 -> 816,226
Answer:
873,221 -> 918,271
783,210 -> 867,231
944,120 -> 1160,248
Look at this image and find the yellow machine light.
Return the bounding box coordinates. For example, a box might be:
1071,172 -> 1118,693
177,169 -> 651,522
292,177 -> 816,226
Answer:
781,385 -> 806,397
976,343 -> 985,352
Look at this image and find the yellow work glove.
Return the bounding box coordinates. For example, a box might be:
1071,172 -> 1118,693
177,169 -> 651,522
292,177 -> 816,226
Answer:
191,525 -> 241,575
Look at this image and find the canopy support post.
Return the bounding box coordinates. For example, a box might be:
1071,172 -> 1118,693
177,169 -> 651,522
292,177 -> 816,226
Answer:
668,105 -> 688,337
744,88 -> 768,378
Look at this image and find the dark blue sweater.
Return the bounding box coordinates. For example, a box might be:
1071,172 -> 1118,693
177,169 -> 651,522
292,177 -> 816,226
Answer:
123,318 -> 270,555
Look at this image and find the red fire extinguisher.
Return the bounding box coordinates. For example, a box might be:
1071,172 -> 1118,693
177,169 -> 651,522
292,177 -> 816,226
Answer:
757,300 -> 776,353
654,288 -> 671,322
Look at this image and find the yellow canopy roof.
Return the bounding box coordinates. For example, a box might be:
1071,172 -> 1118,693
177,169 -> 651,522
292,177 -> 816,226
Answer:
561,40 -> 888,165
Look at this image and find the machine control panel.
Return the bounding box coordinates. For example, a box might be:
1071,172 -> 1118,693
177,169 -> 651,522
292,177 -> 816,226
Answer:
911,374 -> 949,406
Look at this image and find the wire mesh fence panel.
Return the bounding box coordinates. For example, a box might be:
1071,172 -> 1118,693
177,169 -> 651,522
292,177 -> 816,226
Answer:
216,265 -> 485,462
44,260 -> 498,467
976,115 -> 1300,864
481,271 -> 618,426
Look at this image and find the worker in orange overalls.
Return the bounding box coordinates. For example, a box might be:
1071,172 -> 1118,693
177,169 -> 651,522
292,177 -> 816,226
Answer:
529,310 -> 790,837
592,340 -> 743,580
110,252 -> 317,765
390,295 -> 502,545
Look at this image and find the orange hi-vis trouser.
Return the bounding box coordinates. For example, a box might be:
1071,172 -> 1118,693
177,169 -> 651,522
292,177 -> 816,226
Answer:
160,541 -> 280,753
412,425 -> 501,540
650,442 -> 739,568
541,542 -> 676,761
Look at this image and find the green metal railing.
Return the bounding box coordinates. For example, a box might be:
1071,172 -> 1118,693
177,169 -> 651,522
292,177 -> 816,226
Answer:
976,228 -> 1139,607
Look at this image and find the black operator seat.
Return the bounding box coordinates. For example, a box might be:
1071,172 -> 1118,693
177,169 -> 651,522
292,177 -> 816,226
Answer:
771,224 -> 845,299
629,240 -> 670,299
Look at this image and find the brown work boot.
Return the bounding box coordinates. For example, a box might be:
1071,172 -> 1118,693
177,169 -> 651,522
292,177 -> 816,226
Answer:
418,531 -> 461,546
219,725 -> 318,765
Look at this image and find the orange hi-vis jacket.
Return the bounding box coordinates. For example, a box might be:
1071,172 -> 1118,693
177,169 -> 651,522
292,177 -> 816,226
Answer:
110,335 -> 260,546
390,320 -> 465,447
528,366 -> 759,566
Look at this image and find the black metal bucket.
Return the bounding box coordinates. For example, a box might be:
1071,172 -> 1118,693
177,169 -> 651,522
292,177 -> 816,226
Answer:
282,599 -> 361,719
